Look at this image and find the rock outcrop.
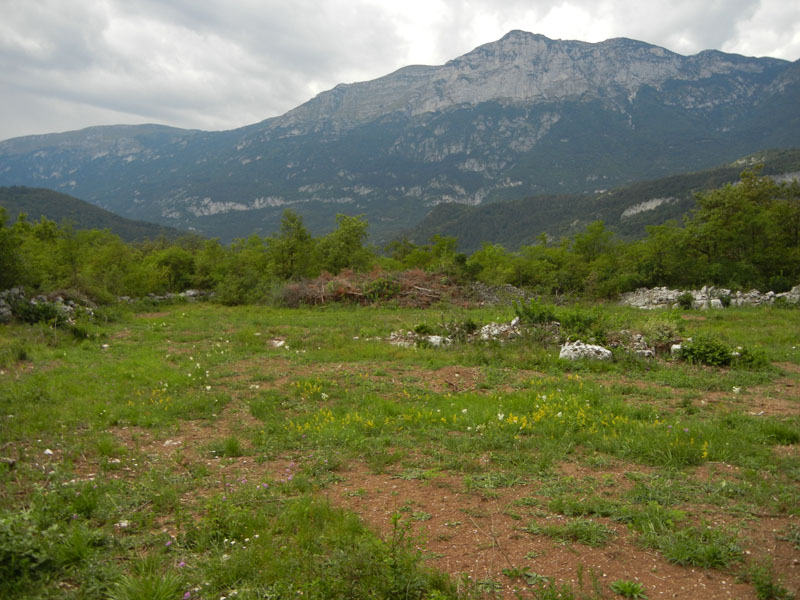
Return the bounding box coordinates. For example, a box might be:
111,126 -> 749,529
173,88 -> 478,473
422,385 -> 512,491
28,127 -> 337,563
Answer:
620,285 -> 800,309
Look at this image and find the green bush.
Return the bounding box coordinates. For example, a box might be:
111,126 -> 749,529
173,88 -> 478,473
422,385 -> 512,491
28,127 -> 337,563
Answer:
364,276 -> 402,302
558,306 -> 605,341
680,335 -> 733,366
732,346 -> 769,369
514,299 -> 557,325
639,313 -> 683,351
677,292 -> 694,310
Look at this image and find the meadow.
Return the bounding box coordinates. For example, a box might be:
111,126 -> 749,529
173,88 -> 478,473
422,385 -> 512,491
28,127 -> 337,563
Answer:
1,299 -> 798,599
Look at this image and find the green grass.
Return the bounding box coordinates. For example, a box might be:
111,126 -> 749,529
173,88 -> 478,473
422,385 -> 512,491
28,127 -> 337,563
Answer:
525,518 -> 615,547
0,300 -> 798,598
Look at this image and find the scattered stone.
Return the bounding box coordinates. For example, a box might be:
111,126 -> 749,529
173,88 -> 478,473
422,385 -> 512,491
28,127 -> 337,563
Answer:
608,329 -> 656,358
43,448 -> 54,455
469,282 -> 531,306
388,330 -> 417,348
389,317 -> 523,348
559,340 -> 613,361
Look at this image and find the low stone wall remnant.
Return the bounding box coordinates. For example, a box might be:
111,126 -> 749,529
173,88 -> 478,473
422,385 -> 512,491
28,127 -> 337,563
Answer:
620,284 -> 800,310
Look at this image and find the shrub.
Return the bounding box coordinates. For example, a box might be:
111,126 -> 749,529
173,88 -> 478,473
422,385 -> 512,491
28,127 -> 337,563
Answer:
11,300 -> 68,327
677,292 -> 694,310
514,299 -> 557,325
680,335 -> 733,366
364,276 -> 402,302
558,306 -> 605,342
640,313 -> 683,352
413,323 -> 437,336
732,346 -> 769,369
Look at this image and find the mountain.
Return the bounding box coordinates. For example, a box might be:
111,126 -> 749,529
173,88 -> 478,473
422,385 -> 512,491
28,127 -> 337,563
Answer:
0,30 -> 798,244
407,148 -> 800,252
0,186 -> 183,242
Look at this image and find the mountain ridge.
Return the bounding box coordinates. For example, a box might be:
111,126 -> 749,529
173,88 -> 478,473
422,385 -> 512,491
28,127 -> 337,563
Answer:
1,30 -> 798,243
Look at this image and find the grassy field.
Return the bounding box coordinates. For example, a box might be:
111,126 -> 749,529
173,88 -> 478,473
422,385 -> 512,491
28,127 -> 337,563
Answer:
1,300 -> 798,599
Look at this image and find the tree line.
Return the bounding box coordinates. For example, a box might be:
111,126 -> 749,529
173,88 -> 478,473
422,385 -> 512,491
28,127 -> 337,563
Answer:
1,170 -> 798,305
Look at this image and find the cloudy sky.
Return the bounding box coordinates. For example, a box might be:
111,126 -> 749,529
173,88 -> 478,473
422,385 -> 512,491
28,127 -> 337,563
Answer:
1,0 -> 798,142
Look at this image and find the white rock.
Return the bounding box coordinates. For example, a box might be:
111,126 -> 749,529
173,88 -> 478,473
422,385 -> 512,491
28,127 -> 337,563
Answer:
559,341 -> 612,361
425,335 -> 450,347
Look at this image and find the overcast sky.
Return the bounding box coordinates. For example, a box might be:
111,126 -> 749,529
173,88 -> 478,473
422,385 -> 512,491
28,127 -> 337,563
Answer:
1,0 -> 798,142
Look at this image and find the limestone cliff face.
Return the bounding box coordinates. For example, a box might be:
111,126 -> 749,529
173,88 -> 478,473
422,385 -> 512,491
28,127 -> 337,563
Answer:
271,31 -> 786,134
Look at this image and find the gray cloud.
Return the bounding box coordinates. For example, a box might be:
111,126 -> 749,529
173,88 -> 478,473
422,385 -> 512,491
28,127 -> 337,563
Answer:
1,0 -> 797,141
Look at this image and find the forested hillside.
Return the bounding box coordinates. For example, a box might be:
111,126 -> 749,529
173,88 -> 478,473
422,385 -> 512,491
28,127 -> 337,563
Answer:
409,149 -> 800,252
1,170 -> 798,304
0,186 -> 182,242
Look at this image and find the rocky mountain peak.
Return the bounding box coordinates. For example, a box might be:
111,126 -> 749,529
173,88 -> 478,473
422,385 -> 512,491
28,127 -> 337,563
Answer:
270,30 -> 788,136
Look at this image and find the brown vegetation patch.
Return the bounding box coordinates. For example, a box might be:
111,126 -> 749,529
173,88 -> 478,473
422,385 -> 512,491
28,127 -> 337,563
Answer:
279,269 -> 471,308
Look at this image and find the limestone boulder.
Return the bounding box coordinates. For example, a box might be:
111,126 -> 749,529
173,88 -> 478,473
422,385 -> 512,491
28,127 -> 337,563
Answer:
559,340 -> 613,361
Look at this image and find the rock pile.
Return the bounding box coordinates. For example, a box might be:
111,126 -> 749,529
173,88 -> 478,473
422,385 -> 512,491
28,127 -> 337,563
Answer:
0,287 -> 95,324
607,330 -> 656,358
620,284 -> 800,309
388,317 -> 523,348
